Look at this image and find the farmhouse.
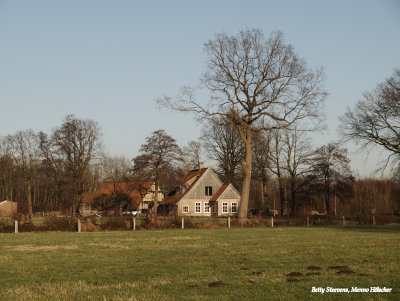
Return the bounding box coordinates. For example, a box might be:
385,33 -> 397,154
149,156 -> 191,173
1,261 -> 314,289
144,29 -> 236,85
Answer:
82,181 -> 164,215
0,200 -> 18,217
160,164 -> 241,216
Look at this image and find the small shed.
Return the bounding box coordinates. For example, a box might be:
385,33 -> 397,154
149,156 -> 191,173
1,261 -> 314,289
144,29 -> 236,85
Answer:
0,200 -> 18,217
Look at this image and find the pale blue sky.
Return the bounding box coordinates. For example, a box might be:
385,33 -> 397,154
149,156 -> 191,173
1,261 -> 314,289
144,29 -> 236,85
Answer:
1,0 -> 399,176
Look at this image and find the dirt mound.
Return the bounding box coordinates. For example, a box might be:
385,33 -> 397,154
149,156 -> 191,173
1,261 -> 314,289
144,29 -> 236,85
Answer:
305,272 -> 321,276
286,272 -> 304,277
306,266 -> 322,271
208,281 -> 225,287
327,265 -> 349,270
336,269 -> 354,275
286,278 -> 300,282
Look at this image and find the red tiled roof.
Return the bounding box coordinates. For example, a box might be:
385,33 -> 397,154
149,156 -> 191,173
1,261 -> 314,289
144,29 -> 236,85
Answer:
161,168 -> 208,205
83,181 -> 154,208
210,184 -> 229,202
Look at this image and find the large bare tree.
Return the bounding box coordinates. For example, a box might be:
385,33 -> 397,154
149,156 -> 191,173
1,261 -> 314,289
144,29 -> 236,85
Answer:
158,29 -> 326,223
339,68 -> 400,174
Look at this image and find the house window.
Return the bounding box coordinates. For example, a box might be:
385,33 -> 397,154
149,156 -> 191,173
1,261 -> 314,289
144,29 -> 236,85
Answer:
204,202 -> 210,213
195,202 -> 201,213
231,202 -> 238,213
205,186 -> 213,196
222,202 -> 228,213
182,205 -> 189,213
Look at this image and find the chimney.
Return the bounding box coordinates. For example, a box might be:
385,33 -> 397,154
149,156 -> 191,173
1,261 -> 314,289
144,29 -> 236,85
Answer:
199,162 -> 204,170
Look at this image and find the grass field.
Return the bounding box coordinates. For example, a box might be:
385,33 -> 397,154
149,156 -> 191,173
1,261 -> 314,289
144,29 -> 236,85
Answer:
0,226 -> 399,300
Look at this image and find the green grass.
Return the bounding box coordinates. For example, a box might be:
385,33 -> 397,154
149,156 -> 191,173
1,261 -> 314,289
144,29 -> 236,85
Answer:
0,226 -> 399,300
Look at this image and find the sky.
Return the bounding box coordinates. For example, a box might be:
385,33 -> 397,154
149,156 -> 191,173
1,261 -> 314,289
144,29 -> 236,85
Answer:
0,0 -> 399,177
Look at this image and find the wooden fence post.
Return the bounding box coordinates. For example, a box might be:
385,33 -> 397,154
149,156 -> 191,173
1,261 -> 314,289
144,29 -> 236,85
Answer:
342,216 -> 345,226
14,220 -> 18,234
77,219 -> 81,233
228,216 -> 231,228
307,216 -> 309,227
372,215 -> 376,225
133,217 -> 136,231
182,217 -> 184,229
271,216 -> 274,228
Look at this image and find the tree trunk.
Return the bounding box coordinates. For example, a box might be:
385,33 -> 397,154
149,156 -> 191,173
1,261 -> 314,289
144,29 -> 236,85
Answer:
27,179 -> 33,223
238,138 -> 252,225
153,181 -> 159,216
278,176 -> 285,216
259,180 -> 265,211
290,177 -> 296,217
325,179 -> 331,213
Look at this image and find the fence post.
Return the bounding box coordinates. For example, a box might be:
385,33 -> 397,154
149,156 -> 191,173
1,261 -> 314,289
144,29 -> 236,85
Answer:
271,216 -> 274,228
14,220 -> 18,234
228,216 -> 231,228
133,217 -> 136,231
77,219 -> 81,233
307,216 -> 309,227
342,215 -> 345,226
372,215 -> 376,225
182,217 -> 184,229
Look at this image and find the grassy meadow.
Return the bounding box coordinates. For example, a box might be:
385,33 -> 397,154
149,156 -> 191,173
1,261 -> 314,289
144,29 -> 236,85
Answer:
0,226 -> 399,300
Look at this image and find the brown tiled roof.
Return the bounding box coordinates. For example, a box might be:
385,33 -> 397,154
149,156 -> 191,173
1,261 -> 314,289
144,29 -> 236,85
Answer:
161,168 -> 208,205
83,181 -> 154,208
209,184 -> 229,202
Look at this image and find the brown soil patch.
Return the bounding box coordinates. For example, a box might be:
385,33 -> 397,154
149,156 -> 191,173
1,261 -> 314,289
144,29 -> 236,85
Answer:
252,271 -> 263,275
196,222 -> 220,229
328,265 -> 349,270
358,273 -> 369,277
336,269 -> 354,275
248,280 -> 255,283
306,266 -> 322,271
208,281 -> 226,287
286,272 -> 304,277
305,272 -> 321,276
286,278 -> 300,282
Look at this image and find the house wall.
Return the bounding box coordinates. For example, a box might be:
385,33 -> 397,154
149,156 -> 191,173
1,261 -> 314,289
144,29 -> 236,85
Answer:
220,186 -> 240,199
177,199 -> 212,216
0,201 -> 18,217
177,198 -> 240,217
184,169 -> 222,200
216,199 -> 240,216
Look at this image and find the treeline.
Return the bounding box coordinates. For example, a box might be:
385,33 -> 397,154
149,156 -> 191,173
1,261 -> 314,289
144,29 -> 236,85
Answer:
1,115 -> 400,220
0,115 -> 102,220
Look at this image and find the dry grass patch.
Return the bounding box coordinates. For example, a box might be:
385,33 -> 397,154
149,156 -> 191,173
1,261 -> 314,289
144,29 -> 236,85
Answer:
4,245 -> 78,252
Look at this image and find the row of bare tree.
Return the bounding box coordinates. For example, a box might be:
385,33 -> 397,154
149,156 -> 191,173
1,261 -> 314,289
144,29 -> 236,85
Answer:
0,115 -> 102,221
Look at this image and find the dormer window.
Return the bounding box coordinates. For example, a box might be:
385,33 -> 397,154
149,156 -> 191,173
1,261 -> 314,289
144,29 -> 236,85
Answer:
205,186 -> 213,196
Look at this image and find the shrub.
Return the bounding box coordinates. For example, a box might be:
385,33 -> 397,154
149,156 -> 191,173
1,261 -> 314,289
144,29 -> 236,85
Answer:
41,217 -> 77,232
100,217 -> 132,231
0,220 -> 13,233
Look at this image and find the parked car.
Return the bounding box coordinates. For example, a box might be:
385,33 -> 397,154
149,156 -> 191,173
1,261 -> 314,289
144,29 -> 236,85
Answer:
248,208 -> 259,216
123,209 -> 138,216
